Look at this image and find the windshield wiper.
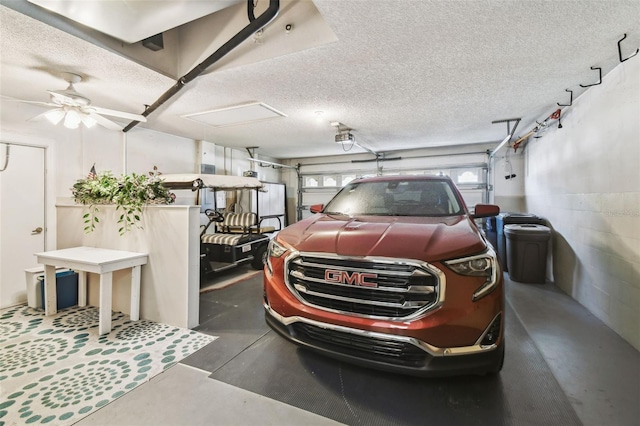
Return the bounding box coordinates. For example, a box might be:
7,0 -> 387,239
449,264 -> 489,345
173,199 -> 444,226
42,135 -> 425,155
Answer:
323,211 -> 352,218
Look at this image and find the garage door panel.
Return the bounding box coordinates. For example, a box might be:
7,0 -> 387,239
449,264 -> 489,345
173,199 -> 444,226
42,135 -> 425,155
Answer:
297,155 -> 489,221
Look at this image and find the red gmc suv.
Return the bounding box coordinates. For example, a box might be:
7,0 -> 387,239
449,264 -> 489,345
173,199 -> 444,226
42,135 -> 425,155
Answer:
263,175 -> 504,376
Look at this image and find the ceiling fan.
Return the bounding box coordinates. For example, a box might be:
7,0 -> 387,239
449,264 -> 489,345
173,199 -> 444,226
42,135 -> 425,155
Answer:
13,72 -> 147,130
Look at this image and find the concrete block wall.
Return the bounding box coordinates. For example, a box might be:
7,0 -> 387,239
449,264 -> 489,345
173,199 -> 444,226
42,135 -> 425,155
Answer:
525,57 -> 640,350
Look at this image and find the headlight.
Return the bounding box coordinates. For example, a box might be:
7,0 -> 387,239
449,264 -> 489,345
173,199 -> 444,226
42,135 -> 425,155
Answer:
266,238 -> 288,275
446,257 -> 492,277
444,248 -> 499,301
267,238 -> 287,258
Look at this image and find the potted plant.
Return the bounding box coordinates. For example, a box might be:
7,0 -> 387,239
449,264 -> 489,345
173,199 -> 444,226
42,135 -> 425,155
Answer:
71,166 -> 175,235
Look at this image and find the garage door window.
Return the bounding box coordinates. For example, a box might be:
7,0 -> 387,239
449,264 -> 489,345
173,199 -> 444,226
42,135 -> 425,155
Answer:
323,176 -> 338,187
305,177 -> 319,187
342,175 -> 356,186
458,170 -> 479,183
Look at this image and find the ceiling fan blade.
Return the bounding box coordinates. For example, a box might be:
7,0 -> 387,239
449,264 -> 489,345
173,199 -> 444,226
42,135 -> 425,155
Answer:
90,113 -> 124,131
92,106 -> 147,122
28,108 -> 64,124
47,90 -> 78,104
2,98 -> 58,108
28,111 -> 48,122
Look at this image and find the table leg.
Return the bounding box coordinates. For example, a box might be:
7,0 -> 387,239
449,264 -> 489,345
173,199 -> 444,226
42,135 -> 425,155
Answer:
130,265 -> 141,321
99,272 -> 113,335
78,271 -> 87,307
44,265 -> 57,316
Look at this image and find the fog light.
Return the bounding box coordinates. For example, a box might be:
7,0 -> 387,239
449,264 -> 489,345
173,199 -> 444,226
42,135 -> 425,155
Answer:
481,314 -> 502,346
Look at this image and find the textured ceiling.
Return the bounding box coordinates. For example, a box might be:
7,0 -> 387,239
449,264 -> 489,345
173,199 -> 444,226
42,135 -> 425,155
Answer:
26,0 -> 243,43
1,0 -> 639,160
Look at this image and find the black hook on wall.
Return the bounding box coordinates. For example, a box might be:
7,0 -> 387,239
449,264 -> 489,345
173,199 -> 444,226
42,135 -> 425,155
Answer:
580,66 -> 602,88
618,33 -> 639,63
558,111 -> 563,129
557,89 -> 573,107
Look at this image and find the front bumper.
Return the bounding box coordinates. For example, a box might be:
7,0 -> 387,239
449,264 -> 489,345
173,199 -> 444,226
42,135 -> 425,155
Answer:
264,303 -> 504,377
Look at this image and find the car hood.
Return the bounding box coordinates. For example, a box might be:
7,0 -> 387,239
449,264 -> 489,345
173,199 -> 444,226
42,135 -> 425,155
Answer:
277,214 -> 488,261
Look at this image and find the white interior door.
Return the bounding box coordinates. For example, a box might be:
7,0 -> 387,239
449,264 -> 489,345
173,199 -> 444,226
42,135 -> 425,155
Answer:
0,143 -> 46,308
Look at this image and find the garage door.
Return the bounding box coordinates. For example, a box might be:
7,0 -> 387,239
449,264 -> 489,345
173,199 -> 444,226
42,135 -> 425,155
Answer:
298,152 -> 489,220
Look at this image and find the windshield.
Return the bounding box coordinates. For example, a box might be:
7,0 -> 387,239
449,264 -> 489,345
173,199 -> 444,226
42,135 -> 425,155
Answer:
323,179 -> 464,217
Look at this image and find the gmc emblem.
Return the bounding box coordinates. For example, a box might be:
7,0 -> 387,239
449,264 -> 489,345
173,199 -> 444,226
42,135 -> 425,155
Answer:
324,269 -> 378,288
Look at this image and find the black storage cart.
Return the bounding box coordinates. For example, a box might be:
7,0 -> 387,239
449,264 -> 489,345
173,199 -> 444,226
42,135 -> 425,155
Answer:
504,224 -> 551,283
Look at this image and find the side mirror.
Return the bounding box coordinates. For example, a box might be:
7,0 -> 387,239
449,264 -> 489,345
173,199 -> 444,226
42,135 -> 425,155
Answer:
310,204 -> 324,214
472,204 -> 500,218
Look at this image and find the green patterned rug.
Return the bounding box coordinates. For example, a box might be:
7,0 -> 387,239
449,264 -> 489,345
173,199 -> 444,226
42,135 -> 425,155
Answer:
0,304 -> 216,425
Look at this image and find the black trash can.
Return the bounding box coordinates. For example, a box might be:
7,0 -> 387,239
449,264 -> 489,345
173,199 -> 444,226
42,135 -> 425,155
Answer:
504,224 -> 551,283
496,213 -> 545,270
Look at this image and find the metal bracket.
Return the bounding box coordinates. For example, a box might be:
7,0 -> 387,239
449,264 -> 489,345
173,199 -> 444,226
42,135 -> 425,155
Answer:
557,89 -> 573,107
618,33 -> 639,63
491,118 -> 521,138
245,147 -> 259,158
580,66 -> 602,88
490,118 -> 521,158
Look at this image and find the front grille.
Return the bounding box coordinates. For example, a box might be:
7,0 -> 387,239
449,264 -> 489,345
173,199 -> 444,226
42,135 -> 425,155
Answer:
286,254 -> 441,319
291,322 -> 428,367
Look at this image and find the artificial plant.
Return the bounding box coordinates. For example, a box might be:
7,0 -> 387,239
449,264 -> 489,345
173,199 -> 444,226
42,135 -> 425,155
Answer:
71,166 -> 175,235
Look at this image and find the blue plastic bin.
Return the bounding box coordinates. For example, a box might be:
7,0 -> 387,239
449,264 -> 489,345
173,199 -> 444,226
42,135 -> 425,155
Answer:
39,270 -> 79,309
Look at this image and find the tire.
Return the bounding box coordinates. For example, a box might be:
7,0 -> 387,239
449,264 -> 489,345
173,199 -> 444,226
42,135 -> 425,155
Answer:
487,341 -> 505,374
251,244 -> 267,270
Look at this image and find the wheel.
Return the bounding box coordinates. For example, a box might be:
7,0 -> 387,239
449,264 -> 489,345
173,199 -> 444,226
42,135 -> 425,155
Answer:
251,244 -> 268,270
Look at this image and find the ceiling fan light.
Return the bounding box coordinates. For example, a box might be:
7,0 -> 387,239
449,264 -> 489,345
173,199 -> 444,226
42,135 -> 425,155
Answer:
63,109 -> 81,129
45,109 -> 65,125
81,113 -> 97,128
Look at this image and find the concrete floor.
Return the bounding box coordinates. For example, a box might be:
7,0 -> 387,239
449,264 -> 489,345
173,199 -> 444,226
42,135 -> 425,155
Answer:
78,272 -> 640,426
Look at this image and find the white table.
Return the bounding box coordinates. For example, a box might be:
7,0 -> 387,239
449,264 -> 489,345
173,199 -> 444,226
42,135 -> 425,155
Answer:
35,246 -> 148,335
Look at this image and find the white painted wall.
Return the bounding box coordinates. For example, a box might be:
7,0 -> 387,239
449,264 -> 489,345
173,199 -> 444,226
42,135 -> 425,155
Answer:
214,144 -> 281,183
125,129 -> 197,175
492,153 -> 526,213
57,204 -> 200,329
525,58 -> 640,350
